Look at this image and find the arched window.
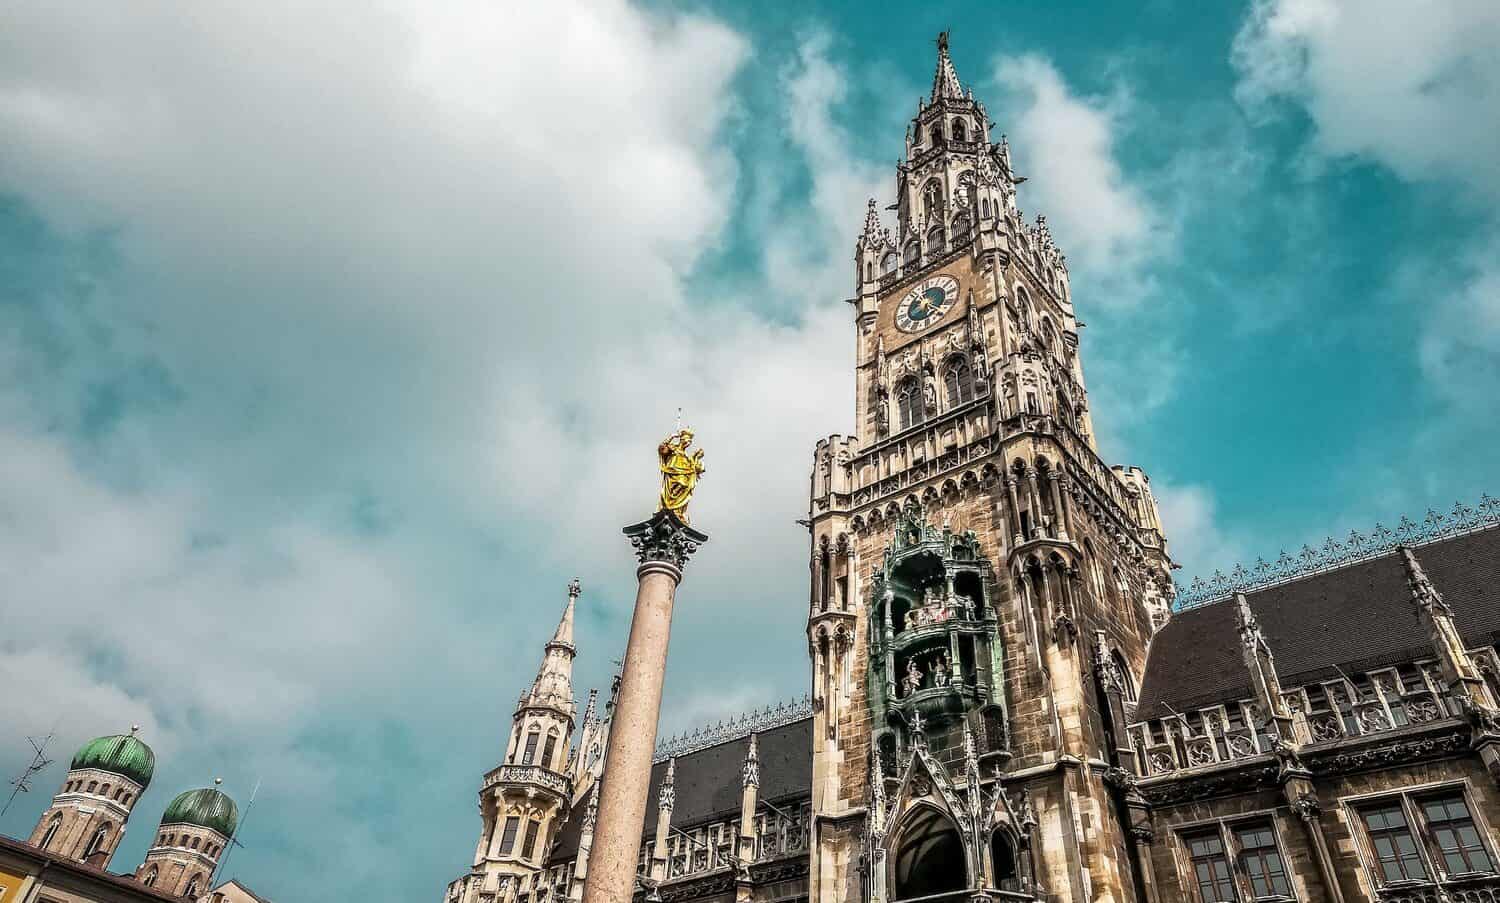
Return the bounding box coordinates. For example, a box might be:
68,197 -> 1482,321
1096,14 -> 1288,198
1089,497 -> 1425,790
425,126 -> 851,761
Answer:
927,226 -> 945,254
542,732 -> 559,770
944,359 -> 974,407
185,874 -> 203,897
892,808 -> 966,900
865,261 -> 873,282
85,824 -> 110,858
1112,650 -> 1136,702
100,783 -> 110,798
952,119 -> 967,142
39,815 -> 62,850
522,730 -> 541,765
904,242 -> 920,265
881,251 -> 897,275
929,123 -> 943,146
87,781 -> 97,793
191,837 -> 201,850
991,831 -> 1020,891
896,379 -> 925,431
143,866 -> 159,887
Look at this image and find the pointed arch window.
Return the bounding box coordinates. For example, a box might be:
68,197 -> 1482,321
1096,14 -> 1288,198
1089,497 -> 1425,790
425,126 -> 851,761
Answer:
185,875 -> 203,898
143,866 -> 159,887
85,823 -> 110,858
896,379 -> 925,431
991,831 -> 1019,891
927,226 -> 946,254
522,730 -> 541,765
39,814 -> 62,850
541,733 -> 559,770
881,251 -> 897,275
944,358 -> 974,407
904,242 -> 920,265
952,118 -> 967,142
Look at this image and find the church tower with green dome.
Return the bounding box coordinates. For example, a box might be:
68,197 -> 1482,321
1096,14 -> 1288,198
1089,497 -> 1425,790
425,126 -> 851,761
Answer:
134,779 -> 239,898
27,726 -> 154,869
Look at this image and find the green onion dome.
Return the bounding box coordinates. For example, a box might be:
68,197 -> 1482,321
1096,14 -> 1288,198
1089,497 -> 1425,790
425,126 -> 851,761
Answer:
161,785 -> 239,837
70,730 -> 155,787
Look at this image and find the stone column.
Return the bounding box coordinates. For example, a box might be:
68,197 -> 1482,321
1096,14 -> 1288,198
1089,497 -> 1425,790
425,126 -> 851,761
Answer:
581,511 -> 707,903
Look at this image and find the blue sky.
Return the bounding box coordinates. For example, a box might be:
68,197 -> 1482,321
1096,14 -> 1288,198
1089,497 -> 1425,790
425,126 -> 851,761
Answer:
1,1 -> 1497,900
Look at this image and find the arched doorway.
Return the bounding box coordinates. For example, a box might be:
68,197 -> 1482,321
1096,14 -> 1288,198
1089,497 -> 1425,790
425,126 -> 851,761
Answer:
892,807 -> 967,900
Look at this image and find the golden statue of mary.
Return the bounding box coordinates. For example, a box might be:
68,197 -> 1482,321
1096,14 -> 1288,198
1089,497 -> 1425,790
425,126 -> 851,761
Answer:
657,429 -> 705,524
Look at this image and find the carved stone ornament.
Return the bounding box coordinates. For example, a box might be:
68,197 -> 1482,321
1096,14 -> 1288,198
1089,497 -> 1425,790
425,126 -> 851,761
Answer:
624,509 -> 709,570
1290,792 -> 1320,821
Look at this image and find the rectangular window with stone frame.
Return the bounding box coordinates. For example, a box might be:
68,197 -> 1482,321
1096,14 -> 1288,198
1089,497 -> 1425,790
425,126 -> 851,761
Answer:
1351,785 -> 1498,890
1179,816 -> 1295,903
499,816 -> 520,855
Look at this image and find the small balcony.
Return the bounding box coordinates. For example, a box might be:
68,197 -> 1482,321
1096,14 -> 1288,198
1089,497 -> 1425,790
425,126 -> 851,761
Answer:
483,763 -> 571,797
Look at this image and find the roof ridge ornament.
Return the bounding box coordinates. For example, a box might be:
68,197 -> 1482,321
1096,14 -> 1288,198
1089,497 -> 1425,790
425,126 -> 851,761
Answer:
1174,495 -> 1500,609
652,694 -> 814,761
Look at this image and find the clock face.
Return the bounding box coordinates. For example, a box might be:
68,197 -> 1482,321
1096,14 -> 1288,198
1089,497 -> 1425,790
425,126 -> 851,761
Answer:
894,274 -> 959,332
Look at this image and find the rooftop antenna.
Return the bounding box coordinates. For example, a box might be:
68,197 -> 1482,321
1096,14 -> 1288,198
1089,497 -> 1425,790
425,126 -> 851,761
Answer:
211,777 -> 260,886
3,730 -> 57,818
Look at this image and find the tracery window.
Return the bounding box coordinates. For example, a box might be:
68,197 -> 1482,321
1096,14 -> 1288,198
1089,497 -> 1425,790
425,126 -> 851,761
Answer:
85,824 -> 110,858
39,815 -> 61,850
896,379 -> 925,431
944,359 -> 974,407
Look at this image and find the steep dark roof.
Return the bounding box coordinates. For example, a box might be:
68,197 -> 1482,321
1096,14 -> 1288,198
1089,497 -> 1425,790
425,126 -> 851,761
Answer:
1135,525 -> 1500,721
549,716 -> 811,864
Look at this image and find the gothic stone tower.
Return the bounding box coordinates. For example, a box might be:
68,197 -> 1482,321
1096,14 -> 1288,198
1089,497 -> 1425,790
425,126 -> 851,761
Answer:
807,34 -> 1173,903
455,581 -> 583,903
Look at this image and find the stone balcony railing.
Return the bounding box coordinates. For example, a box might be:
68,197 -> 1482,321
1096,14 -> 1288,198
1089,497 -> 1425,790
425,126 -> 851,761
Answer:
1133,689 -> 1454,778
483,764 -> 571,796
1377,873 -> 1500,902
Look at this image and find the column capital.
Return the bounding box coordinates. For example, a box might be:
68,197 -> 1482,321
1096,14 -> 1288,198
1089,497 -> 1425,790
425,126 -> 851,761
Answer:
624,510 -> 709,571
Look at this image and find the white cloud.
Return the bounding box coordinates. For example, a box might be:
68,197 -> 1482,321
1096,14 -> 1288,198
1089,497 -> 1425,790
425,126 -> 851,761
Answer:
0,2 -> 876,898
1231,0 -> 1500,416
1153,482 -> 1249,579
1232,0 -> 1500,197
991,54 -> 1165,307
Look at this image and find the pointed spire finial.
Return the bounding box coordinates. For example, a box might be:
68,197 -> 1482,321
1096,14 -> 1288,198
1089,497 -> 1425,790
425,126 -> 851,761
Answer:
1401,546 -> 1452,615
569,577 -> 582,598
130,725 -> 140,736
932,31 -> 965,101
659,758 -> 676,812
742,733 -> 760,788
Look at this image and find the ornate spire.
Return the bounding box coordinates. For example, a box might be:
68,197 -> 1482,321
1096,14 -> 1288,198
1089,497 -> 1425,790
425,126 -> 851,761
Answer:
741,733 -> 760,788
931,31 -> 964,101
520,580 -> 581,715
1401,546 -> 1452,615
860,198 -> 883,242
658,758 -> 676,813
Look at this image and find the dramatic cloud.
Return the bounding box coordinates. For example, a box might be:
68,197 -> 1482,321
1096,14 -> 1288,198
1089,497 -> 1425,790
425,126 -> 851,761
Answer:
1152,482 -> 1250,579
0,2 -> 865,899
1232,0 -> 1500,197
1232,0 -> 1500,433
990,54 -> 1165,307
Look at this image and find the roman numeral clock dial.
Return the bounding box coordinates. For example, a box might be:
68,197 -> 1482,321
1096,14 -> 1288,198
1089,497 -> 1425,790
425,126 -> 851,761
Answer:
894,274 -> 959,332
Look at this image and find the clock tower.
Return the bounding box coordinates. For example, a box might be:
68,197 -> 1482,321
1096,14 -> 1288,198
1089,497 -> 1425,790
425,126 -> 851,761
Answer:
807,33 -> 1173,903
